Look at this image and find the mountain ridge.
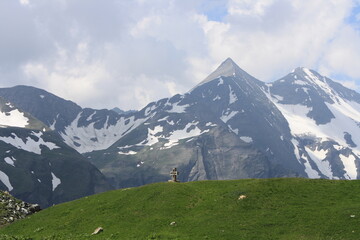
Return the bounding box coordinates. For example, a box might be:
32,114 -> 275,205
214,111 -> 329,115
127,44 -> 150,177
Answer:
0,58 -> 360,193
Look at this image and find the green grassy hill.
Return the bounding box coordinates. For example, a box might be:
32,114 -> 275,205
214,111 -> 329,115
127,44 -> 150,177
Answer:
1,178 -> 360,239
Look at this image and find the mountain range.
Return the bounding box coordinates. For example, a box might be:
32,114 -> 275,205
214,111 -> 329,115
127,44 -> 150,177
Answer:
0,58 -> 359,204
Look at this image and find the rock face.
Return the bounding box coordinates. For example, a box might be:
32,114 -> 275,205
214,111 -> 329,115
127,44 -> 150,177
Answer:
0,191 -> 41,225
1,58 -> 360,192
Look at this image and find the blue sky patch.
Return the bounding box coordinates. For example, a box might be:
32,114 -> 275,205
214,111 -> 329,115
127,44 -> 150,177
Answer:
201,1 -> 228,22
346,4 -> 360,29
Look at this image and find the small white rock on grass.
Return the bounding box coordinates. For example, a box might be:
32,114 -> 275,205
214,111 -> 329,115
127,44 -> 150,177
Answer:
238,195 -> 247,200
91,227 -> 103,235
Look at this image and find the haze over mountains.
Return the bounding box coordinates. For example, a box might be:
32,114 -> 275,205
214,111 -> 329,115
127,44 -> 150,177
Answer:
0,58 -> 360,205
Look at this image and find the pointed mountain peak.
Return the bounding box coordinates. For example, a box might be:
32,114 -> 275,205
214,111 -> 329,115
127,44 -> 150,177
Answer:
195,58 -> 252,88
203,58 -> 239,82
223,57 -> 237,65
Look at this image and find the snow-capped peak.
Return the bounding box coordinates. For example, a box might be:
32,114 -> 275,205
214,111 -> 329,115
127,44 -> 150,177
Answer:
291,67 -> 327,84
276,67 -> 339,99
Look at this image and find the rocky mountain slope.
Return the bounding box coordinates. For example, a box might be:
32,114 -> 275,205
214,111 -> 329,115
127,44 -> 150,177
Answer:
1,58 -> 359,190
86,58 -> 360,187
0,97 -> 112,207
0,86 -> 144,153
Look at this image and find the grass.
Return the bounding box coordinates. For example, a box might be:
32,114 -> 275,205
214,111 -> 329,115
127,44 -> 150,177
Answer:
1,178 -> 360,239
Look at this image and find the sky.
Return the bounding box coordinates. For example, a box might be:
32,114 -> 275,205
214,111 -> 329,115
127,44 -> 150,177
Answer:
1,0 -> 360,110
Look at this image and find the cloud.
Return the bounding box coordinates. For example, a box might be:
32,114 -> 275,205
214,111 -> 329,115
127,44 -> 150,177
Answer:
19,0 -> 30,6
22,42 -> 109,106
0,0 -> 359,110
202,0 -> 356,79
319,25 -> 360,79
338,80 -> 360,91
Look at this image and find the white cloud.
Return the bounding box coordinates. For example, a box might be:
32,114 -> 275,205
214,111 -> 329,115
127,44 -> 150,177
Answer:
200,0 -> 355,81
320,26 -> 360,79
338,80 -> 360,91
0,0 -> 360,110
19,0 -> 30,6
228,0 -> 275,16
23,43 -> 110,108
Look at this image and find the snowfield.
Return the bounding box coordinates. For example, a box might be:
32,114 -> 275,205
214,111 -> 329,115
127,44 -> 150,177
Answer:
0,108 -> 29,128
61,112 -> 148,153
265,69 -> 360,180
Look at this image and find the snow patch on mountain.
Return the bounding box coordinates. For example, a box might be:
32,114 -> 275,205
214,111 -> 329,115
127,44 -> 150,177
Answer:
142,125 -> 164,146
157,116 -> 168,122
206,122 -> 217,127
229,126 -> 239,135
86,112 -> 96,121
291,139 -> 301,161
293,80 -> 307,85
0,132 -> 59,154
220,110 -> 238,123
0,170 -> 13,191
4,157 -> 15,167
61,113 -> 148,153
340,154 -> 357,179
333,145 -> 343,151
163,122 -> 208,148
305,146 -> 333,179
136,161 -> 145,167
218,77 -> 224,86
272,95 -> 284,101
0,109 -> 29,128
157,116 -> 176,125
118,150 -> 137,155
167,102 -> 190,113
49,114 -> 59,130
51,172 -> 61,191
213,95 -> 221,101
240,136 -> 253,143
301,154 -> 321,178
228,85 -> 238,104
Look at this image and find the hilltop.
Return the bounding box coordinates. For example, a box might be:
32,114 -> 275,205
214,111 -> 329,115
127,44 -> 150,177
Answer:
1,178 -> 360,239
